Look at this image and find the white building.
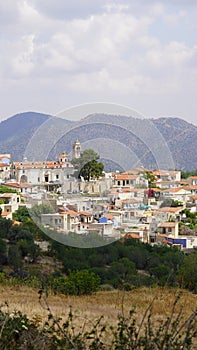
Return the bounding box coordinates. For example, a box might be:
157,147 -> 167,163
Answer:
10,153 -> 74,190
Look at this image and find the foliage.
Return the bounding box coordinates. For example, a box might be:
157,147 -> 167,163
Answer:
30,204 -> 55,223
160,198 -> 183,208
0,293 -> 196,349
12,206 -> 30,223
71,148 -> 102,179
0,185 -> 18,194
79,159 -> 104,181
143,171 -> 156,188
181,169 -> 197,179
52,270 -> 101,295
179,251 -> 197,293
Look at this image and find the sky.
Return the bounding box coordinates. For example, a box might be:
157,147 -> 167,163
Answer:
1,0 -> 197,125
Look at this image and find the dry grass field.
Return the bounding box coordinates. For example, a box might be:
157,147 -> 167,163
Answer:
0,285 -> 196,333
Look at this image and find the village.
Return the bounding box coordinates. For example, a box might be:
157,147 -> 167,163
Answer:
0,140 -> 197,251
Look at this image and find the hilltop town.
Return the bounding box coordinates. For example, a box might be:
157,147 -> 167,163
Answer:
0,139 -> 197,251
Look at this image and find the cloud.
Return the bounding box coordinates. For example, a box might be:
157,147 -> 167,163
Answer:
0,0 -> 197,124
28,0 -> 107,19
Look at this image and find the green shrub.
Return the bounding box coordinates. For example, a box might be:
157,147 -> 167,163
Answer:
53,270 -> 101,295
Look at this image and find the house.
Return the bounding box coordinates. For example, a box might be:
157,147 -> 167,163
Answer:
3,182 -> 33,194
162,187 -> 190,204
185,185 -> 197,195
188,176 -> 197,186
41,210 -> 80,232
158,222 -> 179,238
0,193 -> 21,217
114,174 -> 140,188
157,206 -> 183,220
153,170 -> 181,182
164,236 -> 197,250
0,154 -> 11,181
10,152 -> 74,191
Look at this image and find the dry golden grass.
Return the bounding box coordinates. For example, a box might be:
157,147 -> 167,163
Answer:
0,285 -> 196,332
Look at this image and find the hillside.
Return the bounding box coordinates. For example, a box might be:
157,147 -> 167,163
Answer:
0,112 -> 51,161
152,117 -> 197,170
0,112 -> 197,169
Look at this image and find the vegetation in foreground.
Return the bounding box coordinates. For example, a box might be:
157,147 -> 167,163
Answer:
0,287 -> 196,349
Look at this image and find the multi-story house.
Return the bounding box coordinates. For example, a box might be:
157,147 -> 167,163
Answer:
0,154 -> 11,182
10,152 -> 74,191
0,192 -> 21,219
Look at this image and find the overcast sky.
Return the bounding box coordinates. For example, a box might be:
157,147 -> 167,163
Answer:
1,0 -> 197,125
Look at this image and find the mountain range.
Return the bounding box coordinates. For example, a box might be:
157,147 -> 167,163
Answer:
0,112 -> 196,170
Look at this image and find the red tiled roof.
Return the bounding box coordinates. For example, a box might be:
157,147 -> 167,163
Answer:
2,212 -> 11,216
105,213 -> 114,220
158,207 -> 183,213
79,211 -> 93,216
0,163 -> 10,167
124,233 -> 140,239
115,174 -> 138,180
163,187 -> 189,193
158,222 -> 178,228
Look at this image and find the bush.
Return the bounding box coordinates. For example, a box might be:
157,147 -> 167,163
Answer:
53,270 -> 101,295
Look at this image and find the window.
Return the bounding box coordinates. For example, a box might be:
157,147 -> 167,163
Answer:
56,174 -> 59,179
126,180 -> 129,185
117,181 -> 120,186
38,177 -> 40,182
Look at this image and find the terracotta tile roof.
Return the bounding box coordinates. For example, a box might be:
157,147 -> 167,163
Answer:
158,222 -> 178,228
59,152 -> 68,158
122,170 -> 140,175
122,199 -> 140,203
189,176 -> 197,180
124,233 -> 140,239
0,193 -> 13,198
2,212 -> 11,216
66,210 -> 79,216
79,211 -> 93,216
152,188 -> 162,192
163,187 -> 189,193
105,213 -> 114,220
115,174 -> 138,180
4,182 -> 32,188
162,239 -> 173,245
0,163 -> 10,167
191,194 -> 197,199
13,161 -> 65,170
158,207 -> 183,213
153,170 -> 179,176
185,185 -> 197,190
4,183 -> 21,188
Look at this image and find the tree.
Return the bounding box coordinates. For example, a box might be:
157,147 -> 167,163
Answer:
143,171 -> 156,188
160,198 -> 183,208
79,159 -> 104,181
71,149 -> 103,179
53,270 -> 101,295
13,207 -> 30,223
179,252 -> 197,293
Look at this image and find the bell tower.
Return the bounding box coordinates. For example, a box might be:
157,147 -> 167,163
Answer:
72,139 -> 81,159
